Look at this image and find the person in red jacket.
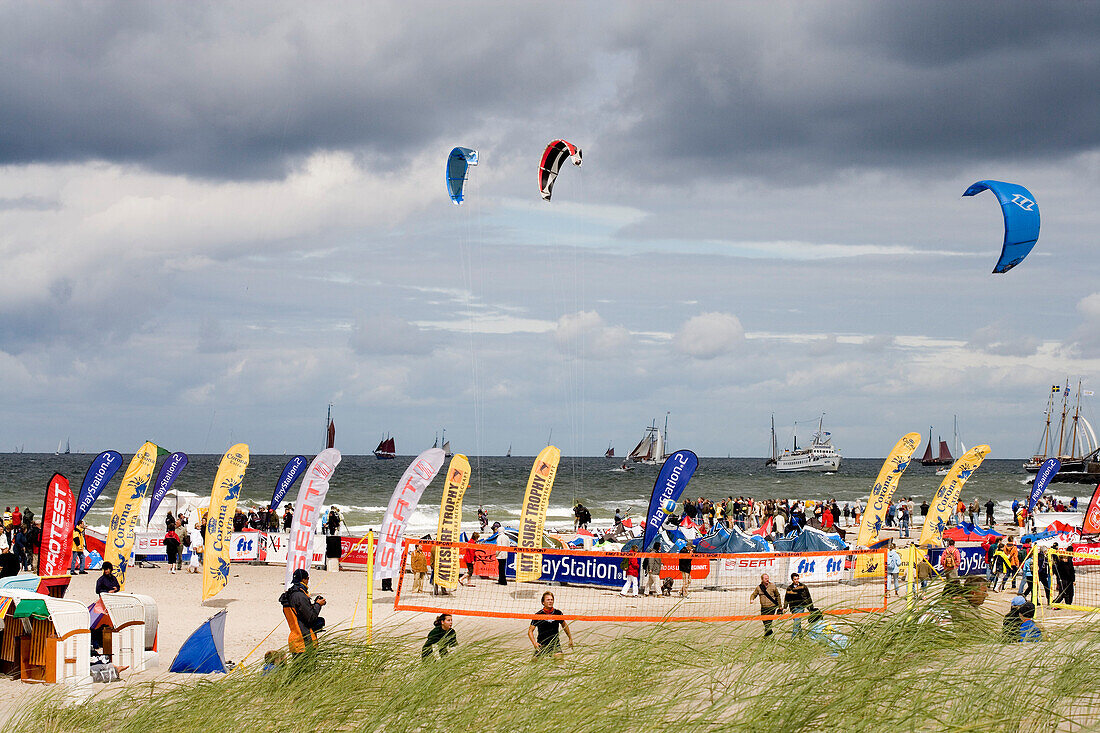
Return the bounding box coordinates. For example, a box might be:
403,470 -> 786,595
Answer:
619,548 -> 640,597
459,532 -> 480,586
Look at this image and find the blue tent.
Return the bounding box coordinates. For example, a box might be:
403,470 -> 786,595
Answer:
169,610 -> 228,674
773,527 -> 847,552
694,526 -> 770,554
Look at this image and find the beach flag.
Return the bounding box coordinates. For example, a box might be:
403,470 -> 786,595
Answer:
434,454 -> 471,589
1027,458 -> 1061,513
377,448 -> 445,580
169,610 -> 229,673
918,445 -> 992,547
75,450 -> 123,523
1082,483 -> 1100,535
856,433 -> 921,548
642,449 -> 699,552
516,447 -> 561,583
105,441 -> 159,589
202,444 -> 250,602
271,455 -> 308,511
147,451 -> 189,523
284,448 -> 341,590
38,473 -> 75,577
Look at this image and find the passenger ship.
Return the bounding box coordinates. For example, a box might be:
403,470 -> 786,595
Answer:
773,415 -> 841,473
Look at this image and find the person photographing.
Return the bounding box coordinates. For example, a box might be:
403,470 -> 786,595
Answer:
279,568 -> 326,654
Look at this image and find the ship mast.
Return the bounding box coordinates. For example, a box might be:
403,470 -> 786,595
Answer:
1056,379 -> 1070,457
1069,378 -> 1084,458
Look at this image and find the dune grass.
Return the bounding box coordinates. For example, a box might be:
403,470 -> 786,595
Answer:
8,596 -> 1100,733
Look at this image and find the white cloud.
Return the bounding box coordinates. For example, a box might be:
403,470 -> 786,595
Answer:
673,312 -> 745,359
350,313 -> 433,356
553,311 -> 630,360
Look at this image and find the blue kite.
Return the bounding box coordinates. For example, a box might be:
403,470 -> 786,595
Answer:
962,180 -> 1040,274
446,147 -> 479,204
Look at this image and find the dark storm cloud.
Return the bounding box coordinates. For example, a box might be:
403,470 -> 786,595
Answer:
0,2 -> 597,179
606,3 -> 1100,182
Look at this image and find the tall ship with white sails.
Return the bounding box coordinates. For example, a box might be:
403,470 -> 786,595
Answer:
772,414 -> 841,472
1025,380 -> 1097,474
628,415 -> 669,465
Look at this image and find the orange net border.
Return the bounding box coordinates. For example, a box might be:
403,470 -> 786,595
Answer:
394,539 -> 887,623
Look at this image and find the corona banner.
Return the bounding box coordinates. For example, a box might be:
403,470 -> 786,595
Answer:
918,445 -> 992,547
856,433 -> 921,547
377,448 -> 446,579
434,454 -> 471,589
38,473 -> 75,577
202,444 -> 250,601
516,446 -> 561,582
284,448 -> 341,589
105,441 -> 158,589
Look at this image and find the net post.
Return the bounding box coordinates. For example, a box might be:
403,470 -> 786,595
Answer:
367,531 -> 374,643
905,543 -> 916,611
1030,542 -> 1039,609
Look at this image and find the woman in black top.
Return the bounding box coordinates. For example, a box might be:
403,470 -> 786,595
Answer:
422,614 -> 457,659
528,591 -> 573,657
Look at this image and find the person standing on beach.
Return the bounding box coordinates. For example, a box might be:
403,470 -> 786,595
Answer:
460,533 -> 479,586
493,522 -> 508,586
411,545 -> 429,593
619,548 -> 640,597
528,591 -> 573,658
750,573 -> 783,636
886,542 -> 902,596
164,528 -> 181,574
784,573 -> 813,639
71,521 -> 87,574
279,568 -> 326,654
422,614 -> 457,659
899,504 -> 911,539
985,499 -> 995,528
678,544 -> 693,598
1053,545 -> 1076,605
644,541 -> 662,596
940,539 -> 962,581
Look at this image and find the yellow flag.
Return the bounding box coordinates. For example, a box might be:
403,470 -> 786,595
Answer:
856,432 -> 922,547
918,445 -> 992,547
104,441 -> 159,589
433,454 -> 471,589
516,446 -> 560,583
202,444 -> 250,601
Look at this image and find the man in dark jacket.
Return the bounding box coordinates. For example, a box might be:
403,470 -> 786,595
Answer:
279,568 -> 326,654
95,562 -> 121,594
1053,544 -> 1077,605
750,573 -> 783,636
784,572 -> 814,639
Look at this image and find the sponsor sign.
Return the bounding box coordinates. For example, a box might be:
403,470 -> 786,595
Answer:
855,553 -> 883,579
435,455 -> 471,589
516,447 -> 561,582
378,449 -> 445,579
39,473 -> 75,577
1070,543 -> 1100,567
285,449 -> 340,588
261,532 -> 324,566
787,553 -> 846,583
857,433 -> 921,547
927,546 -> 989,576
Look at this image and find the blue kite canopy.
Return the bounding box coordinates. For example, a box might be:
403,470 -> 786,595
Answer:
773,527 -> 847,553
170,610 -> 228,674
962,180 -> 1040,274
446,147 -> 479,204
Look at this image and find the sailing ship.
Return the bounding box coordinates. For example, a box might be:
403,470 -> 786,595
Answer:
506,444 -> 512,458
920,427 -> 953,467
1025,379 -> 1098,475
373,433 -> 396,460
935,416 -> 966,476
324,404 -> 335,450
605,442 -> 615,459
765,414 -> 778,466
54,438 -> 70,456
628,415 -> 668,465
773,414 -> 841,472
441,428 -> 453,458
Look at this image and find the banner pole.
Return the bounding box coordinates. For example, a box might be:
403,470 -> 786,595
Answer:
367,530 -> 374,643
905,543 -> 916,611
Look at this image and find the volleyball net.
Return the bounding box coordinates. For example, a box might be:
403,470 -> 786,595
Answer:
1042,547 -> 1100,613
393,539 -> 887,623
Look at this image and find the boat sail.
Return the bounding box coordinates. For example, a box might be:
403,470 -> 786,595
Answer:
1025,380 -> 1098,473
628,417 -> 667,465
605,442 -> 615,459
936,416 -> 965,476
441,428 -> 452,458
323,404 -> 335,450
920,427 -> 952,466
373,434 -> 396,460
54,439 -> 63,456
773,414 -> 841,472
506,444 -> 512,458
765,413 -> 778,466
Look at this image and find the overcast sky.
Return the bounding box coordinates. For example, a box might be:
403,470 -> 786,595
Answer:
1,1 -> 1099,458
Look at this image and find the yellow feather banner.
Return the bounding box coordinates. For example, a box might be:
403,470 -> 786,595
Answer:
515,446 -> 560,582
856,432 -> 922,548
433,454 -> 471,589
918,445 -> 992,548
202,444 -> 250,601
104,441 -> 159,589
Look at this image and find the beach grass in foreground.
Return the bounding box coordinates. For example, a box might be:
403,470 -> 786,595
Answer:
7,597 -> 1100,733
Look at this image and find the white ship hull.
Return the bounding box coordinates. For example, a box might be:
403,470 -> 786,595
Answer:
774,454 -> 841,472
